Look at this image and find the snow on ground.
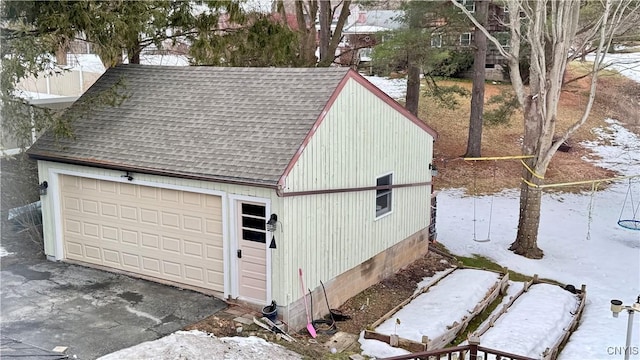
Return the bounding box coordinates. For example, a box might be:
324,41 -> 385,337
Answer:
438,116 -> 640,360
0,246 -> 13,257
97,330 -> 302,360
586,50 -> 640,83
479,283 -> 580,358
374,269 -> 499,343
363,75 -> 407,100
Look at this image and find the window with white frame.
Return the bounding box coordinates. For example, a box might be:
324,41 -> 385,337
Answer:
430,34 -> 442,48
460,32 -> 472,46
496,32 -> 510,49
456,0 -> 475,13
376,174 -> 393,217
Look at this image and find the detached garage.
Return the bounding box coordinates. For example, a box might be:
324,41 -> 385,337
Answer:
28,65 -> 437,330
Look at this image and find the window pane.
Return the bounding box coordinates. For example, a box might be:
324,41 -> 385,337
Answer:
242,216 -> 265,230
375,174 -> 393,217
242,203 -> 265,217
242,229 -> 266,243
377,174 -> 392,186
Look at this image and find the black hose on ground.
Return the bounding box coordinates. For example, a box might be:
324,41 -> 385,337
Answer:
309,287 -> 337,335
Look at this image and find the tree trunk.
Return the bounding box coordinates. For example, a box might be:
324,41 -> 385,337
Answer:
295,0 -> 318,66
318,0 -> 351,67
464,0 -> 488,158
405,64 -> 420,116
510,96 -> 545,259
129,47 -> 141,64
509,177 -> 544,259
318,0 -> 331,64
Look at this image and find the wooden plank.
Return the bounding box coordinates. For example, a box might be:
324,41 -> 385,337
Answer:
542,286 -> 587,360
363,330 -> 426,353
472,275 -> 538,338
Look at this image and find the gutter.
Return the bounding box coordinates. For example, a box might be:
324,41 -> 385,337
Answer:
27,152 -> 280,190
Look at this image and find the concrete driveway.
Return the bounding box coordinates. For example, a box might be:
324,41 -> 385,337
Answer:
1,225 -> 226,360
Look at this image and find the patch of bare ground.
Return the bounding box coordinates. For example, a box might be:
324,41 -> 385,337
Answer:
428,64 -> 640,194
186,251 -> 454,359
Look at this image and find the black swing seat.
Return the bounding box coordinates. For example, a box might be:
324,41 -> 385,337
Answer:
618,219 -> 640,231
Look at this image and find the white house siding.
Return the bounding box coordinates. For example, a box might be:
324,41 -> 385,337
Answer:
36,161 -> 286,302
282,78 -> 434,299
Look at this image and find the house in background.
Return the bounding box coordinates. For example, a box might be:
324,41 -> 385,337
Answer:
338,8 -> 405,70
430,0 -> 511,81
27,65 -> 437,330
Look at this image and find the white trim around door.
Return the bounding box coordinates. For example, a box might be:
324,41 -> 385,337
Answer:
228,194 -> 272,305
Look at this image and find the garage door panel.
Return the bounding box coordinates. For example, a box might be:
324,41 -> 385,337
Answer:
119,183 -> 136,196
206,244 -> 223,260
120,206 -> 138,221
122,253 -> 140,269
140,186 -> 158,200
101,202 -> 118,217
80,177 -> 98,191
184,191 -> 208,206
103,249 -> 120,265
102,226 -> 119,241
83,222 -> 100,238
81,199 -> 99,214
162,261 -> 182,277
183,215 -> 202,232
141,233 -> 160,249
99,181 -> 116,194
63,196 -> 81,212
184,241 -> 203,257
142,257 -> 161,273
162,236 -> 181,253
121,229 -> 139,245
66,241 -> 83,257
60,175 -> 224,292
85,245 -> 101,261
184,266 -> 204,281
65,219 -> 82,234
160,188 -> 179,203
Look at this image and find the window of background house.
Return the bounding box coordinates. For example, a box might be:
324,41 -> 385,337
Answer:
430,34 -> 442,48
376,173 -> 393,218
460,33 -> 472,46
456,0 -> 475,12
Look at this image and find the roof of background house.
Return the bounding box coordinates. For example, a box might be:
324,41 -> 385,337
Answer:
27,65 -> 436,187
343,10 -> 405,34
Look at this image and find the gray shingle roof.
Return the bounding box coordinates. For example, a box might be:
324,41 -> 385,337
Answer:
27,65 -> 351,186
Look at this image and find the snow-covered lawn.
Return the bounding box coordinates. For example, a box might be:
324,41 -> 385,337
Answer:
97,330 -> 302,360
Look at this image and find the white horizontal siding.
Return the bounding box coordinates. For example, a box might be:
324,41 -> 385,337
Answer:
282,78 -> 434,299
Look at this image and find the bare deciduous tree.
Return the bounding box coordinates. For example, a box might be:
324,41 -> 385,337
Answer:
452,0 -> 640,258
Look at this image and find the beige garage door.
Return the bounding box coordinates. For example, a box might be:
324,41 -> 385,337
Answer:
60,175 -> 224,292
